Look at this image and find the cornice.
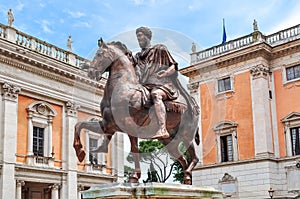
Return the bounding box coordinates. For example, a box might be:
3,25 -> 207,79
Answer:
181,42 -> 272,78
0,43 -> 105,90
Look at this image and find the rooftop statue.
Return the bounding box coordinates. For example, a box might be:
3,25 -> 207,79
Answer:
73,27 -> 200,185
8,9 -> 14,27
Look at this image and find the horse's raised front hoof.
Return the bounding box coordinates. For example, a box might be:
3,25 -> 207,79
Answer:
76,149 -> 86,162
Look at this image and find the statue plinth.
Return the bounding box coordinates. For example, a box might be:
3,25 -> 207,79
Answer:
81,183 -> 223,199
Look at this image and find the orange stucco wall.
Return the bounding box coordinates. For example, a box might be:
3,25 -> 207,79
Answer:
17,95 -> 62,167
201,71 -> 255,165
273,69 -> 300,157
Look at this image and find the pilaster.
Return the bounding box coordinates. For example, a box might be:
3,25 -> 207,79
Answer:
250,64 -> 274,158
187,82 -> 202,165
5,26 -> 16,43
111,132 -> 124,182
65,101 -> 80,198
16,180 -> 25,199
0,83 -> 20,199
50,184 -> 60,199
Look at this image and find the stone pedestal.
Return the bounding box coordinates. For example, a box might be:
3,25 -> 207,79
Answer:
81,183 -> 223,199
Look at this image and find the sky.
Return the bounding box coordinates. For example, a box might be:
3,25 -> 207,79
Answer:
1,0 -> 300,68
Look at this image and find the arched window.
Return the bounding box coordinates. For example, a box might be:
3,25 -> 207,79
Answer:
281,112 -> 300,156
213,121 -> 238,163
84,117 -> 106,173
26,101 -> 57,166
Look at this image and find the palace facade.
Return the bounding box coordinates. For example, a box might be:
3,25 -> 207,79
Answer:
181,23 -> 300,198
0,22 -> 124,199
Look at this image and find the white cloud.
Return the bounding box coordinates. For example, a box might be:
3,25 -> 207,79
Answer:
73,21 -> 91,28
64,9 -> 85,18
36,20 -> 54,34
15,0 -> 25,11
266,2 -> 300,34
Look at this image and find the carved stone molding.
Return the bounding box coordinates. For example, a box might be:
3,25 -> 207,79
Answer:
187,82 -> 199,94
2,83 -> 21,102
49,184 -> 60,190
66,101 -> 80,117
16,180 -> 25,187
219,173 -> 236,183
250,64 -> 270,79
78,184 -> 84,191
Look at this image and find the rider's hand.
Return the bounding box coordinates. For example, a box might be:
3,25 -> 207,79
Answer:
157,70 -> 167,78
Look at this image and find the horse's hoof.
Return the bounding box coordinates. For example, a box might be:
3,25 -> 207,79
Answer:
90,145 -> 108,153
77,150 -> 86,162
183,171 -> 192,185
129,175 -> 139,184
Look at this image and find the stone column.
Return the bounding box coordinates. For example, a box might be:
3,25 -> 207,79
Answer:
250,64 -> 274,158
0,83 -> 20,199
16,180 -> 25,199
27,110 -> 34,156
78,185 -> 84,199
111,132 -> 124,182
48,116 -> 53,157
50,184 -> 59,199
65,101 -> 80,198
187,82 -> 202,165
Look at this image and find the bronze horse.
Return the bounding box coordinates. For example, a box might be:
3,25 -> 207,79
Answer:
73,39 -> 199,184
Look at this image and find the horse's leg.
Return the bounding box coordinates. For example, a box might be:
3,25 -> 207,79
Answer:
128,135 -> 141,183
73,121 -> 104,162
160,139 -> 189,173
181,140 -> 199,185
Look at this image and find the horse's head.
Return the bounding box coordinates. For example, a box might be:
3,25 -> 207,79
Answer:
87,38 -> 133,81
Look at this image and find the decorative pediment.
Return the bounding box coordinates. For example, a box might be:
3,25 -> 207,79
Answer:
281,112 -> 300,122
219,173 -> 236,182
213,120 -> 237,131
27,101 -> 57,117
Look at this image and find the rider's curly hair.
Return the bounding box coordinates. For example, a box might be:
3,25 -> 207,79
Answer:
136,26 -> 152,40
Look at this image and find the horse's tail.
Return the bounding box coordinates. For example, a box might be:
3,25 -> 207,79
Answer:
195,127 -> 200,145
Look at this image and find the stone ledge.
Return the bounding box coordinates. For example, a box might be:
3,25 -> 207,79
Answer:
82,182 -> 223,199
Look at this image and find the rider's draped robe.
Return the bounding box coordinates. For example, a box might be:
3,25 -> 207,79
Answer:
134,44 -> 199,115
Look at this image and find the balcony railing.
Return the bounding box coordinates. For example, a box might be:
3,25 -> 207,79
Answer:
191,24 -> 300,64
0,23 -> 89,68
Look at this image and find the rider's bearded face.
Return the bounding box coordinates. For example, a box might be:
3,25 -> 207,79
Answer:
136,32 -> 150,50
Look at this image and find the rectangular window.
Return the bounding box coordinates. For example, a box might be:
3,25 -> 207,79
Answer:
286,65 -> 300,81
291,127 -> 300,156
33,127 -> 44,156
218,77 -> 231,92
89,138 -> 98,164
220,135 -> 233,162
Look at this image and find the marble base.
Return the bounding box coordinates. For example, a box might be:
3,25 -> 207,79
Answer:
81,182 -> 223,199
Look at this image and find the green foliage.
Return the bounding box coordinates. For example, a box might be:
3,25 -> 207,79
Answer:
126,139 -> 175,183
124,165 -> 134,183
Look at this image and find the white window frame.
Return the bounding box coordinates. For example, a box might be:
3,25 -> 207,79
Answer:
213,121 -> 238,163
84,117 -> 106,172
26,101 -> 57,163
281,112 -> 300,157
282,62 -> 300,85
215,75 -> 234,96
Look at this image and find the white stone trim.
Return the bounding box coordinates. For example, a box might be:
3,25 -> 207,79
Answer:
213,121 -> 238,163
215,75 -> 235,96
281,62 -> 300,85
84,116 -> 106,174
26,101 -> 57,165
281,112 -> 300,157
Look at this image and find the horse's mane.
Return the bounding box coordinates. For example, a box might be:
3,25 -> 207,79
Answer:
108,41 -> 131,55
